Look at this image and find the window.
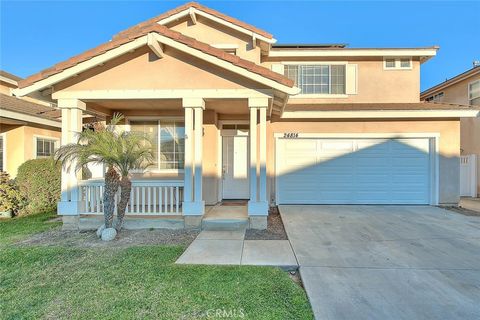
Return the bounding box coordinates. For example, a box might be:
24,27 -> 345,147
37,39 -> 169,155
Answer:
129,119 -> 185,171
400,58 -> 411,68
384,57 -> 412,70
469,80 -> 480,105
425,92 -> 444,102
36,138 -> 57,158
0,135 -> 4,172
385,59 -> 396,68
284,64 -> 346,95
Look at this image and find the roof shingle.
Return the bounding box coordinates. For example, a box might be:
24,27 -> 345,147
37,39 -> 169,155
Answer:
113,2 -> 273,41
18,23 -> 293,89
0,94 -> 61,121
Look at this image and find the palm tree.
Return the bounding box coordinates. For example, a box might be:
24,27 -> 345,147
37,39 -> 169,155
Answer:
55,113 -> 153,232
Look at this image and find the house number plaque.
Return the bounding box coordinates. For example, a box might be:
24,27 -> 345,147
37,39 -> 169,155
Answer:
283,133 -> 299,138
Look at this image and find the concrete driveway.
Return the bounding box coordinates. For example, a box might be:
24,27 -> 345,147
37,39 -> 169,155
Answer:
279,205 -> 480,320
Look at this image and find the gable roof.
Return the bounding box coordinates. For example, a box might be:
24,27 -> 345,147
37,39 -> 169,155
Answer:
0,70 -> 22,83
17,23 -> 295,95
113,2 -> 273,42
421,65 -> 480,98
0,93 -> 61,127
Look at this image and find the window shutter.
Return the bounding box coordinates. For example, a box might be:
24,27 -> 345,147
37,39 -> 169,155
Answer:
346,64 -> 358,95
271,63 -> 284,75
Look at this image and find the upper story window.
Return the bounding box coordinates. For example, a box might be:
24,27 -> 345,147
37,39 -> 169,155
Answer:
469,80 -> 480,105
35,137 -> 58,158
284,64 -> 346,95
384,57 -> 412,70
425,92 -> 444,102
129,119 -> 185,171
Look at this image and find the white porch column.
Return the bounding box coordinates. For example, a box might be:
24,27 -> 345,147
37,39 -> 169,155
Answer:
182,98 -> 205,221
248,98 -> 268,218
57,99 -> 85,226
183,107 -> 194,204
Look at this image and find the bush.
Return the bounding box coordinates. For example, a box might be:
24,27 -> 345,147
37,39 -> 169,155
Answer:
0,171 -> 25,216
16,159 -> 61,215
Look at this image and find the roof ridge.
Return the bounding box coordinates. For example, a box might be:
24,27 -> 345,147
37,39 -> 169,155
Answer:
421,66 -> 480,96
18,21 -> 293,89
112,2 -> 273,41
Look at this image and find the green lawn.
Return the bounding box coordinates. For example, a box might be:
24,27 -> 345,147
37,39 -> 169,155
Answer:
0,213 -> 313,319
0,211 -> 61,244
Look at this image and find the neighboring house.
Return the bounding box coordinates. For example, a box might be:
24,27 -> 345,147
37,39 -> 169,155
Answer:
12,2 -> 480,230
421,65 -> 480,197
0,70 -> 61,177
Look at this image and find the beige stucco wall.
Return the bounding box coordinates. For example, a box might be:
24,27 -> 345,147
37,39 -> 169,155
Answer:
0,124 -> 61,178
266,119 -> 460,204
0,81 -> 14,95
424,73 -> 480,195
434,73 -> 480,105
55,46 -> 267,93
264,59 -> 421,103
169,17 -> 262,64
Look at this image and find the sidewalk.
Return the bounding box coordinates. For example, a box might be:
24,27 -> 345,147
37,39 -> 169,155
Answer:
175,229 -> 298,270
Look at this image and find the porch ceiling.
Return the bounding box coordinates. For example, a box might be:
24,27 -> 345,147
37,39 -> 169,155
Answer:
86,98 -> 251,115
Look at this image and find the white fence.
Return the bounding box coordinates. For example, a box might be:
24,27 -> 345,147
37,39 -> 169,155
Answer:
460,155 -> 477,197
78,179 -> 184,215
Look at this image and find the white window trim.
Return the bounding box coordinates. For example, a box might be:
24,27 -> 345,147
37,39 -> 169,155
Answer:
0,133 -> 6,173
216,119 -> 250,202
127,116 -> 185,174
33,135 -> 60,159
283,62 -> 349,98
383,57 -> 413,70
468,79 -> 480,103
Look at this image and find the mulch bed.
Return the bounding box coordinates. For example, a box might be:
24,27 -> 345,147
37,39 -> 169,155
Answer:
16,228 -> 200,248
244,206 -> 288,240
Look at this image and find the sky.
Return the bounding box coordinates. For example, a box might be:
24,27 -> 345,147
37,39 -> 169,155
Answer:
1,1 -> 479,91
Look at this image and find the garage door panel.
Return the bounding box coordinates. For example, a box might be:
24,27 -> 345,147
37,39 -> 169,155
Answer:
277,137 -> 432,205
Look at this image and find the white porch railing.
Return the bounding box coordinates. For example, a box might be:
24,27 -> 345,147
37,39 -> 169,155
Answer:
78,180 -> 184,215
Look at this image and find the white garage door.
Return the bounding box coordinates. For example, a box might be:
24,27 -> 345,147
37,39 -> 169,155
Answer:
276,138 -> 432,204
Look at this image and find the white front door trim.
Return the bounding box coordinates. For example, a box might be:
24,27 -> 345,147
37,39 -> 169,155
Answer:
217,120 -> 250,202
274,132 -> 440,205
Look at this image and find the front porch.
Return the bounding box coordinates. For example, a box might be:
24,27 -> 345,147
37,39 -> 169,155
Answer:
57,93 -> 276,230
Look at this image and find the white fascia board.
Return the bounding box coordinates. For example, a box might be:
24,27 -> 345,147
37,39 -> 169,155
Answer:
0,109 -> 61,128
0,75 -> 18,86
157,8 -> 276,44
53,89 -> 274,100
268,48 -> 437,58
152,33 -> 298,95
281,110 -> 480,119
19,32 -> 295,99
13,37 -> 148,97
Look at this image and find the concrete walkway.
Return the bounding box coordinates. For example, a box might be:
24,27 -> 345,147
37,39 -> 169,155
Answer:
280,205 -> 480,320
176,229 -> 298,269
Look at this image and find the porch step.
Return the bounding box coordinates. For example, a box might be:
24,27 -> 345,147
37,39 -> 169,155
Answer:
202,218 -> 248,231
202,204 -> 248,231
459,197 -> 480,212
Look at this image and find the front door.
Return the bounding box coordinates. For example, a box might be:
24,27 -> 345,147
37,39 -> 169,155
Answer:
222,134 -> 249,199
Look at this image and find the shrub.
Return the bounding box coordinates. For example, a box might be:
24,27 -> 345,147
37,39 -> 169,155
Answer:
0,171 -> 25,216
16,159 -> 61,215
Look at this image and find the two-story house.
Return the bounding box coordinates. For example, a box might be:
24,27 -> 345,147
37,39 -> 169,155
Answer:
0,70 -> 62,177
13,2 -> 480,230
421,64 -> 480,198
